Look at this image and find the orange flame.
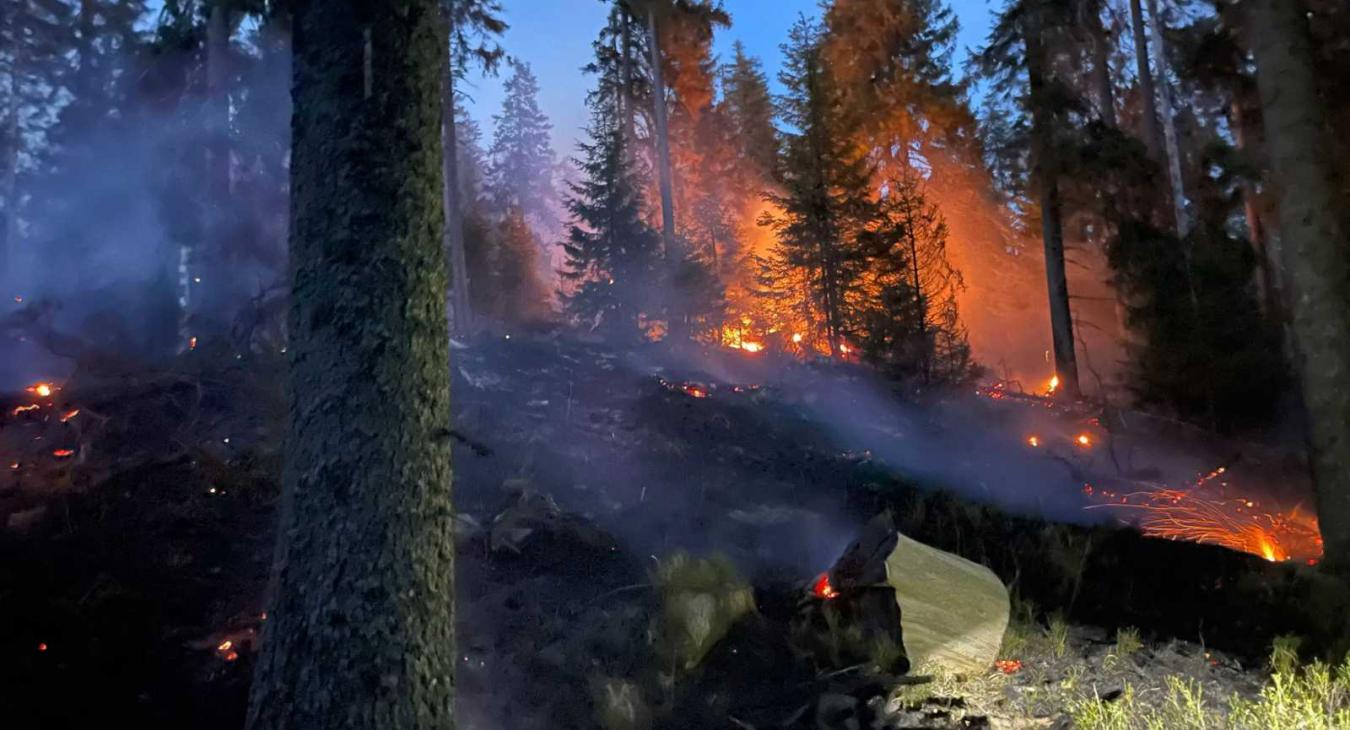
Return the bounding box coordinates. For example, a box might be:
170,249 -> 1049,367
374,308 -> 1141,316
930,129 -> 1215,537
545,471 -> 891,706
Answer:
26,382 -> 54,398
813,572 -> 839,600
1087,468 -> 1323,563
52,449 -> 74,458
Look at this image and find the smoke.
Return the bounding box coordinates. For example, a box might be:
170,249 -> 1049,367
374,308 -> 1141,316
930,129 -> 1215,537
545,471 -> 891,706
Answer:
1,21 -> 292,389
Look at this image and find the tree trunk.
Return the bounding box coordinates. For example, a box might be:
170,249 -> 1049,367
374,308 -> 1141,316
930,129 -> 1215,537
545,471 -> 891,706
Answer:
442,3 -> 472,333
1128,0 -> 1163,163
1086,0 -> 1117,127
1230,92 -> 1278,316
1,55 -> 18,282
1144,0 -> 1188,235
246,0 -> 456,726
1250,0 -> 1350,570
645,5 -> 683,340
1024,9 -> 1082,399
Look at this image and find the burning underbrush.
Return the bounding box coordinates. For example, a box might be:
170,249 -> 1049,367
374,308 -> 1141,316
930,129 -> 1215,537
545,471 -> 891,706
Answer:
2,331 -> 1348,728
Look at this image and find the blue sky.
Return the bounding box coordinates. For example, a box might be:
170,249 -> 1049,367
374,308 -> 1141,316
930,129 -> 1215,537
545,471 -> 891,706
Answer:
463,0 -> 1000,155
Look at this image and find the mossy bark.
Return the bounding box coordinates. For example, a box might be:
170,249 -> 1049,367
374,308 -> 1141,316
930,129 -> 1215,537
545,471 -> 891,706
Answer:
1251,0 -> 1350,570
246,1 -> 456,727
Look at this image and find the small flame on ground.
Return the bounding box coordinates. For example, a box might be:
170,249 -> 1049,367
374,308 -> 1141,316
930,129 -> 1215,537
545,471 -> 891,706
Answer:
12,404 -> 40,415
813,573 -> 839,600
26,383 -> 54,398
188,336 -> 198,350
37,643 -> 48,652
1045,375 -> 1060,396
994,659 -> 1023,674
1026,435 -> 1041,448
59,409 -> 80,422
52,449 -> 74,458
1075,433 -> 1093,448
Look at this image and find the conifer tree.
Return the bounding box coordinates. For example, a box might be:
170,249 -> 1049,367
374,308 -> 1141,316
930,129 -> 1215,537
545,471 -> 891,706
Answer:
761,16 -> 875,357
487,60 -> 558,232
560,92 -> 662,341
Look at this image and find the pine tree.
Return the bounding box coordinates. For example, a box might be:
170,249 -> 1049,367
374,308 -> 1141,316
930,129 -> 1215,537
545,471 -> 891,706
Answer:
441,0 -> 506,333
719,42 -> 777,181
560,96 -> 662,342
246,0 -> 456,727
857,173 -> 973,383
487,60 -> 558,231
761,16 -> 876,357
978,0 -> 1083,397
0,0 -> 75,281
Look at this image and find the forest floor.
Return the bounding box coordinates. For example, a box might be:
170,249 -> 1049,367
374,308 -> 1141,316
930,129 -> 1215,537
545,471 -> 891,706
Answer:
0,329 -> 1334,729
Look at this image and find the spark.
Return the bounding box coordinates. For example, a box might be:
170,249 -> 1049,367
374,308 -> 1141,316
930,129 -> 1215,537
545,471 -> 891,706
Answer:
1086,471 -> 1323,563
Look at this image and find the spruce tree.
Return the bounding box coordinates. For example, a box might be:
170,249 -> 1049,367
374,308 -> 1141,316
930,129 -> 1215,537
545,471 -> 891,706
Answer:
487,60 -> 558,231
761,16 -> 876,357
560,98 -> 662,342
246,0 -> 457,726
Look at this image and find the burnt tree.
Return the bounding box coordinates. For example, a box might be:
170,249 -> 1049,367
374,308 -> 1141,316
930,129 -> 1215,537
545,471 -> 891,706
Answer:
246,0 -> 457,727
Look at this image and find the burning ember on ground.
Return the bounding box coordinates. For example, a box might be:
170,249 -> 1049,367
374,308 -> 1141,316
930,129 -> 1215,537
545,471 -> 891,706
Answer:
1044,375 -> 1060,396
994,659 -> 1023,674
813,572 -> 839,600
25,382 -> 56,398
1026,435 -> 1041,448
1086,467 -> 1323,563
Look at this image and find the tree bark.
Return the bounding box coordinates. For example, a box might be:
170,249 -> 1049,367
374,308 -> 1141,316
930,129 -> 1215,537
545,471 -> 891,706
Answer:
645,4 -> 684,340
442,3 -> 472,334
1250,0 -> 1350,570
247,0 -> 456,726
1024,9 -> 1082,399
1086,0 -> 1117,127
1128,0 -> 1163,163
1144,0 -> 1187,236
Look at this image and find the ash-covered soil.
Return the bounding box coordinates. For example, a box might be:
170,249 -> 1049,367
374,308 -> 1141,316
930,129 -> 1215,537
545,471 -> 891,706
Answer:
0,331 -> 1327,729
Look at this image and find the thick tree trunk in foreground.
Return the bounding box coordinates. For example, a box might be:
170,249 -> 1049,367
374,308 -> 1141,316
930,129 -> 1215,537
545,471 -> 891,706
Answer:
1250,0 -> 1350,570
1024,11 -> 1081,399
247,0 -> 456,727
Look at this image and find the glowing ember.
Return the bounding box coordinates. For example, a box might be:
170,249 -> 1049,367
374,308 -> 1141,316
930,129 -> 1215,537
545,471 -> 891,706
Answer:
59,409 -> 80,422
1045,375 -> 1060,395
1075,433 -> 1093,448
791,333 -> 803,344
739,341 -> 764,353
52,449 -> 75,458
1087,468 -> 1323,563
994,659 -> 1023,674
26,382 -> 54,398
223,650 -> 239,662
1026,435 -> 1041,448
812,572 -> 839,600
8,462 -> 18,470
37,643 -> 48,652
188,336 -> 198,350
217,640 -> 233,652
683,385 -> 709,399
12,404 -> 40,415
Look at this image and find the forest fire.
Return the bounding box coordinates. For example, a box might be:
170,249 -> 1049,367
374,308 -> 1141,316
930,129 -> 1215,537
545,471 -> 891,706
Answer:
1086,468 -> 1323,563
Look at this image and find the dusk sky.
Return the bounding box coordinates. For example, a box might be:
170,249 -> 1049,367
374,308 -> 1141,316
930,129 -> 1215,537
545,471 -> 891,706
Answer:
463,0 -> 1000,155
